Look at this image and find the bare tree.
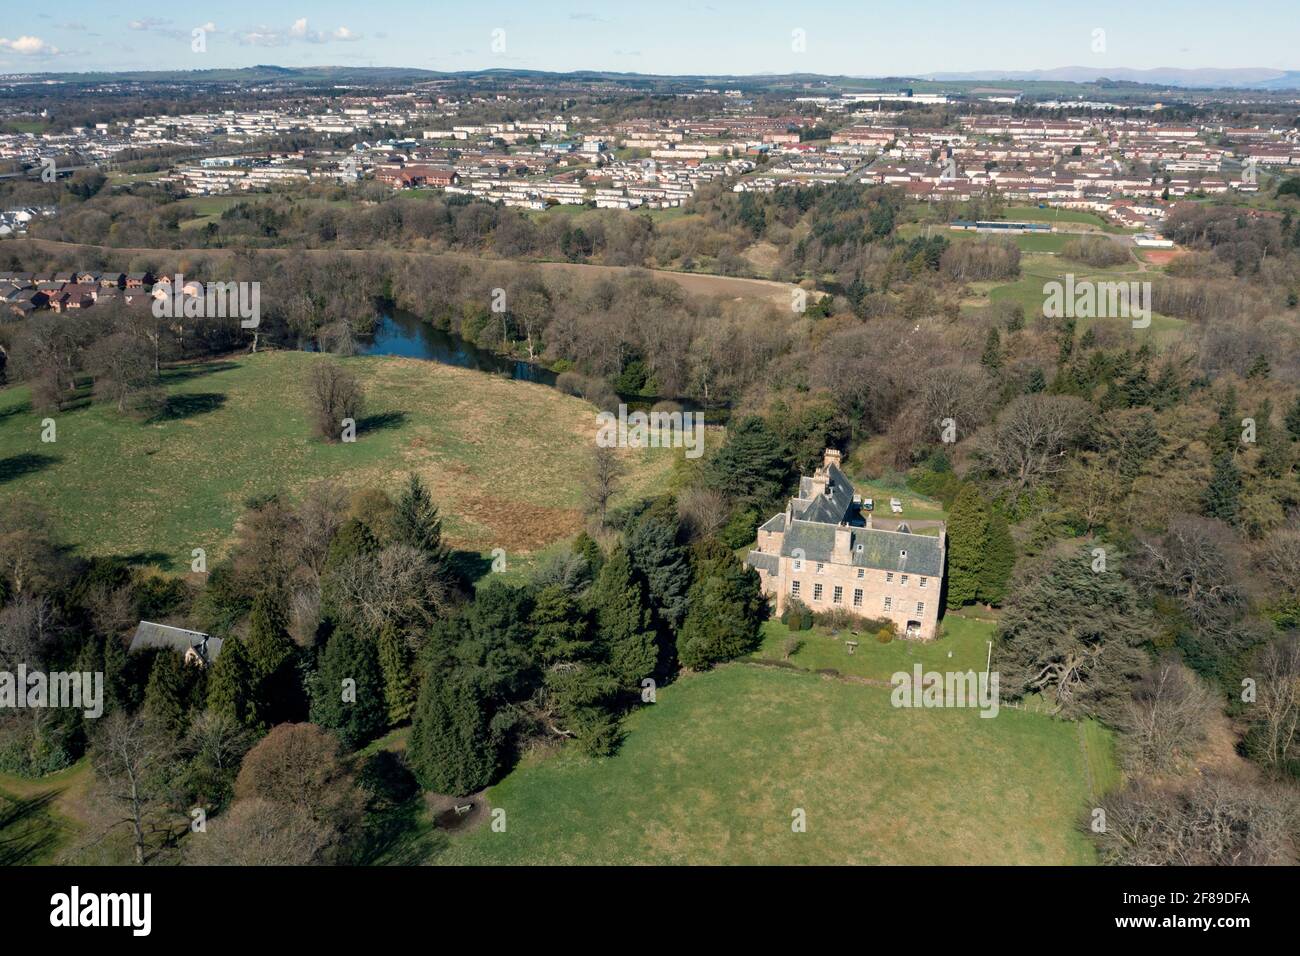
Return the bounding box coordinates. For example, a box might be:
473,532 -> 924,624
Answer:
305,361 -> 365,442
585,445 -> 623,527
974,394 -> 1092,500
1246,636 -> 1300,773
88,711 -> 182,865
1115,657 -> 1217,773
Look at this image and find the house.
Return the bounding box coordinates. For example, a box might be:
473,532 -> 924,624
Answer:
128,621 -> 223,667
125,272 -> 154,289
746,449 -> 947,640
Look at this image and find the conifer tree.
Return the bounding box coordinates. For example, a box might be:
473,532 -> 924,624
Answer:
1203,451 -> 1243,524
589,546 -> 658,689
309,627 -> 387,749
142,651 -> 187,737
206,635 -> 259,731
945,484 -> 990,608
376,624 -> 415,725
408,670 -> 497,795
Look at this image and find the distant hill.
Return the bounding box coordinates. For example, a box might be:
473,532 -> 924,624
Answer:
921,66 -> 1300,90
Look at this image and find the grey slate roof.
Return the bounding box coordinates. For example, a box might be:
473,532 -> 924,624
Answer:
791,463 -> 856,524
128,621 -> 223,664
746,550 -> 780,575
778,519 -> 944,576
759,512 -> 786,533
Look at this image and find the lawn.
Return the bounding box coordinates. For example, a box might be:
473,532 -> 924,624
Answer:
753,610 -> 994,682
0,761 -> 91,866
433,663 -> 1109,865
0,350 -> 677,571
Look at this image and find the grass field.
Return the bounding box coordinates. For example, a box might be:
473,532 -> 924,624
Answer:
433,663 -> 1109,865
0,762 -> 90,866
0,350 -> 677,571
753,610 -> 994,682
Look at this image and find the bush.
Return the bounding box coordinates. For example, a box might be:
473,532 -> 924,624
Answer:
1061,236 -> 1131,268
781,598 -> 813,631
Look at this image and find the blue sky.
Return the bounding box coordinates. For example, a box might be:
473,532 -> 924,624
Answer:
0,2 -> 1295,75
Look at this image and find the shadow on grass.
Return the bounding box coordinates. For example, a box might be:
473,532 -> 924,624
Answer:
0,789 -> 64,866
159,361 -> 240,385
449,549 -> 494,587
353,797 -> 450,865
357,411 -> 408,435
0,452 -> 59,484
149,392 -> 227,422
0,399 -> 32,422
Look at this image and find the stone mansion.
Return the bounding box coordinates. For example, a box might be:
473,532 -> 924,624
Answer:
746,450 -> 946,640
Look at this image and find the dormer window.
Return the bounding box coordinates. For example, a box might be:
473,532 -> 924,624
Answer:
900,549 -> 908,560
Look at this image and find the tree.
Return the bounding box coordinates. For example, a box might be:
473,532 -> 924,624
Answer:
975,394 -> 1092,501
584,445 -> 623,526
88,331 -> 163,417
376,624 -> 415,725
1114,658 -> 1217,773
997,547 -> 1151,719
309,627 -> 387,750
1243,636 -> 1300,774
980,327 -> 1002,372
305,361 -> 365,442
705,415 -> 789,509
391,473 -> 448,564
206,635 -> 259,730
1285,395 -> 1300,442
408,670 -> 497,796
142,651 -> 187,738
676,555 -> 763,670
944,484 -> 1015,608
88,712 -> 180,865
1202,451 -> 1242,524
245,590 -> 293,680
589,546 -> 658,689
625,508 -> 690,634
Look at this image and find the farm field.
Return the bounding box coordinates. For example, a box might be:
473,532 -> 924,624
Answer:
0,350 -> 677,571
433,663 -> 1112,865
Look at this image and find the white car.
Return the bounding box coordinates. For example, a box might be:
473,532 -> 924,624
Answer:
889,498 -> 903,514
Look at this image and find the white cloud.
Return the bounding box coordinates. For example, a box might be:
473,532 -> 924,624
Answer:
0,36 -> 61,56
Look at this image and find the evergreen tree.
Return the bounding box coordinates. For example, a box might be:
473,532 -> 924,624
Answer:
705,416 -> 790,509
142,651 -> 187,737
1203,451 -> 1243,524
376,624 -> 415,725
1024,367 -> 1047,394
1286,395 -> 1300,442
324,518 -> 379,572
309,627 -> 387,750
625,509 -> 690,634
980,327 -> 1002,372
572,531 -> 604,579
206,635 -> 259,731
589,546 -> 658,689
392,473 -> 449,564
245,590 -> 293,680
945,484 -> 990,608
676,564 -> 763,670
408,670 -> 497,796
979,508 -> 1016,605
544,662 -> 620,756
530,584 -> 591,664
103,633 -> 130,714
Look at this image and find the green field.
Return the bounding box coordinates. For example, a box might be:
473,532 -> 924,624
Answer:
754,610 -> 993,682
0,762 -> 90,866
433,664 -> 1110,865
0,350 -> 676,570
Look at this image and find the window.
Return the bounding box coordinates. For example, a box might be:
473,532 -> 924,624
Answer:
816,562 -> 825,574
813,583 -> 824,602
833,586 -> 843,605
916,602 -> 925,614
886,572 -> 894,583
883,596 -> 892,611
853,588 -> 863,608
792,558 -> 803,572
920,577 -> 928,589
790,580 -> 800,597
856,568 -> 865,579
901,575 -> 909,586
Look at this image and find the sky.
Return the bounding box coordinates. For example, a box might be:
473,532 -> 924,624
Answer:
0,1 -> 1295,76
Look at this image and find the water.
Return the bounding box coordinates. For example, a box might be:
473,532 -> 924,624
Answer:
351,310 -> 730,422
356,311 -> 558,387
